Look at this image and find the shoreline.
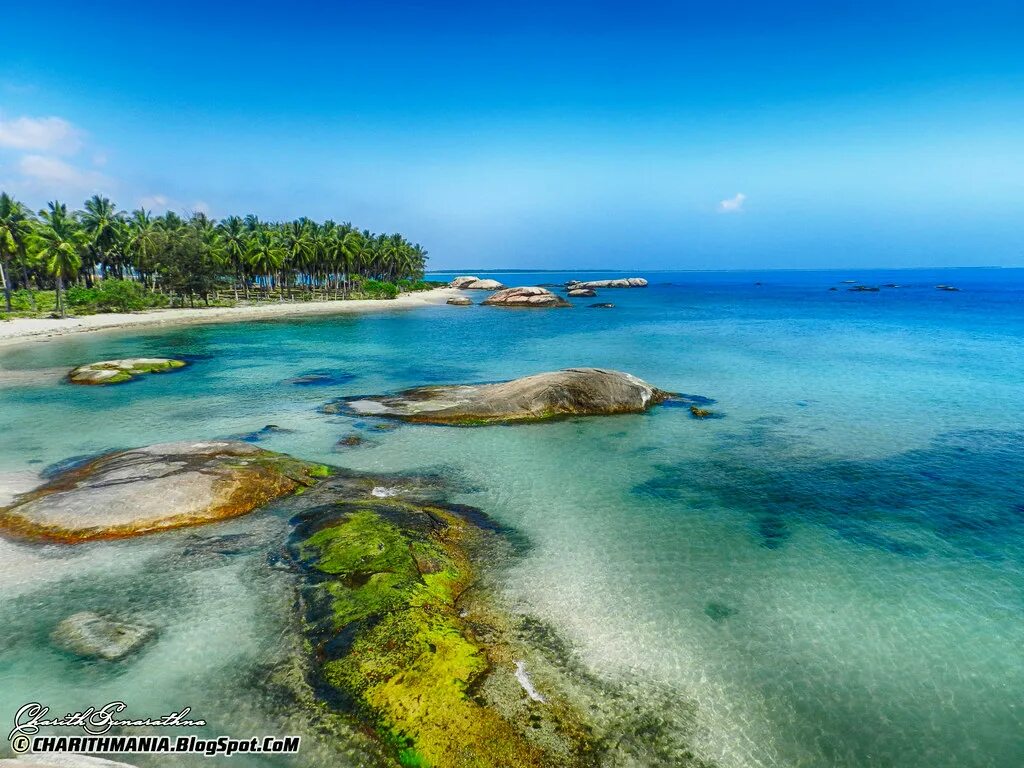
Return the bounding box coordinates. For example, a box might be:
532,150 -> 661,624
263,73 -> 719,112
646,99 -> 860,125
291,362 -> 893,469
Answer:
0,287 -> 459,350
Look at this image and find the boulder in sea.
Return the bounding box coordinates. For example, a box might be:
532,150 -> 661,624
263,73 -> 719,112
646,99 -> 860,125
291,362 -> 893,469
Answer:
481,286 -> 571,308
0,441 -> 330,542
68,358 -> 185,386
848,285 -> 880,292
464,278 -> 505,290
449,276 -> 480,288
567,288 -> 597,297
324,367 -> 671,425
336,434 -> 365,447
51,611 -> 155,661
565,277 -> 647,289
589,302 -> 615,308
689,405 -> 714,419
446,296 -> 473,306
936,285 -> 960,291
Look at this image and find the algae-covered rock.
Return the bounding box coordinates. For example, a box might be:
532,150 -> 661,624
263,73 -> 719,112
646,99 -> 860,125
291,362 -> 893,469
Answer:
0,441 -> 329,542
290,495 -> 592,768
324,368 -> 672,426
68,358 -> 186,385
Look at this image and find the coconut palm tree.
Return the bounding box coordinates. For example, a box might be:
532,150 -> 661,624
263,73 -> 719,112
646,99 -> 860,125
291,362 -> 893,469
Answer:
246,225 -> 284,300
215,215 -> 249,301
124,208 -> 161,290
34,201 -> 85,317
0,192 -> 35,311
78,195 -> 124,281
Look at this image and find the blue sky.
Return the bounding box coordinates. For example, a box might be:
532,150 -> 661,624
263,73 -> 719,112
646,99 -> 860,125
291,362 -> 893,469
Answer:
1,1 -> 1022,269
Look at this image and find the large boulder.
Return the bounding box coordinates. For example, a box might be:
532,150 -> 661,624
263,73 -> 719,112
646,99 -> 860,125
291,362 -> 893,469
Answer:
481,286 -> 571,308
0,441 -> 330,542
68,358 -> 186,385
567,288 -> 597,297
324,368 -> 671,425
446,296 -> 472,306
51,611 -> 155,661
565,277 -> 648,289
449,276 -> 505,290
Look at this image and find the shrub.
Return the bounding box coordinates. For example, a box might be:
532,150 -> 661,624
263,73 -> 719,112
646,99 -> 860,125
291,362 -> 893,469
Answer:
360,279 -> 399,300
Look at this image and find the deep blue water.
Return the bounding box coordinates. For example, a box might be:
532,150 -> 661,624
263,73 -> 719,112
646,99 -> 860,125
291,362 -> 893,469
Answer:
1,267 -> 1022,767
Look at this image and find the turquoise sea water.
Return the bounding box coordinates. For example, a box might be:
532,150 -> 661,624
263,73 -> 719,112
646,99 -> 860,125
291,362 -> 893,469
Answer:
1,268 -> 1022,767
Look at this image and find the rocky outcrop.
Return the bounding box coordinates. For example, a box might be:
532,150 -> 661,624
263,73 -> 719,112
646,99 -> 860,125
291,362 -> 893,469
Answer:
324,368 -> 672,425
51,611 -> 155,661
566,277 -> 647,289
68,358 -> 186,385
0,441 -> 330,542
447,296 -> 473,305
567,288 -> 596,297
450,276 -> 506,290
589,302 -> 615,308
482,287 -> 571,308
290,491 -> 592,768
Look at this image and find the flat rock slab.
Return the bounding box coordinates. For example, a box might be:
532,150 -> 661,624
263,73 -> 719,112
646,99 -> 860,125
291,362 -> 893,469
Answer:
51,611 -> 155,661
68,358 -> 186,385
324,367 -> 671,425
0,441 -> 327,542
566,277 -> 647,288
481,286 -> 571,308
446,296 -> 473,305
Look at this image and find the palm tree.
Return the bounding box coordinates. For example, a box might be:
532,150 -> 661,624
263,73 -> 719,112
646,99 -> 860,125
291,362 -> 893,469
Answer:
0,192 -> 35,311
215,215 -> 249,301
78,195 -> 124,281
34,201 -> 84,317
124,208 -> 161,290
246,225 -> 284,300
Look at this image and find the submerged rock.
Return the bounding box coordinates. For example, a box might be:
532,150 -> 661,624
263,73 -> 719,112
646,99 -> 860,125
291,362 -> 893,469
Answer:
847,285 -> 880,292
289,493 -> 592,768
324,368 -> 672,425
482,286 -> 571,308
0,757 -> 141,768
68,358 -> 185,385
566,277 -> 647,289
447,296 -> 473,305
51,611 -> 155,661
0,441 -> 329,542
689,405 -> 713,419
589,302 -> 615,308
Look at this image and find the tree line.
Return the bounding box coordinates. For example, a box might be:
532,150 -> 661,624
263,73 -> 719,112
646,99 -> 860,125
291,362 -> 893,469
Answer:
0,192 -> 429,316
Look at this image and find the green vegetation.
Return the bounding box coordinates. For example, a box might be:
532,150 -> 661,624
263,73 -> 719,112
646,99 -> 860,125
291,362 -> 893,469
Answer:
0,191 -> 430,317
295,502 -> 551,768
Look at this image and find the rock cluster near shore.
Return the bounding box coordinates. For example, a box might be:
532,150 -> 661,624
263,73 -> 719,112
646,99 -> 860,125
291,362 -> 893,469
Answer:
482,286 -> 571,308
566,277 -> 648,289
324,367 -> 672,425
0,441 -> 329,542
68,358 -> 186,385
449,276 -> 506,290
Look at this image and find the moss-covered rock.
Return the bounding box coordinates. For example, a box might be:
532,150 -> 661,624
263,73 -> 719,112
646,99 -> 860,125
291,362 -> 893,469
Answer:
290,497 -> 592,767
68,357 -> 186,385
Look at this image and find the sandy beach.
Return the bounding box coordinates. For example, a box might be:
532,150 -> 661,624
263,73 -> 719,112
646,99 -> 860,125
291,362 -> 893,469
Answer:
0,287 -> 459,350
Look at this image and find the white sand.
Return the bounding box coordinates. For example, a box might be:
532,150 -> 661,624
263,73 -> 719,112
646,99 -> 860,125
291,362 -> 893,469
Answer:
0,287 -> 459,350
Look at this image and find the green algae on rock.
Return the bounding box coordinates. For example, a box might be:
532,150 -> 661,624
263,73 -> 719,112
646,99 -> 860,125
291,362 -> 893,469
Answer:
68,358 -> 186,385
323,367 -> 672,426
290,495 -> 593,768
0,441 -> 329,543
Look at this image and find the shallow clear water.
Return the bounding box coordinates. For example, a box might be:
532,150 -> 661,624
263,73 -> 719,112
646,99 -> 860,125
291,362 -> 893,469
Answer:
1,268 -> 1022,767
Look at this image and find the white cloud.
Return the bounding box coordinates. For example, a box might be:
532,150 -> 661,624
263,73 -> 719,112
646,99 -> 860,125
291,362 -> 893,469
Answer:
717,192 -> 747,213
138,195 -> 210,217
18,154 -> 109,194
0,115 -> 81,154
